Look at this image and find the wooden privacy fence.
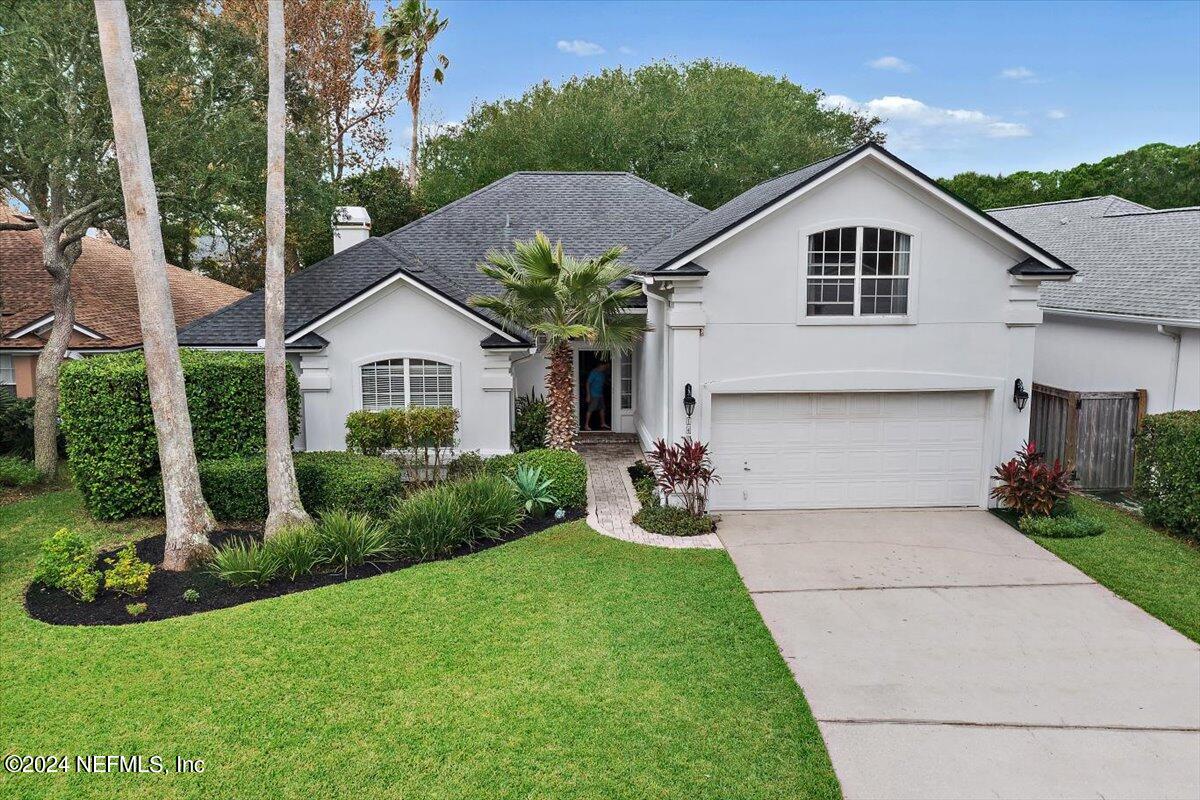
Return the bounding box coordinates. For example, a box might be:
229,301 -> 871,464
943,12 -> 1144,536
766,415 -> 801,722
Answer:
1029,383 -> 1147,491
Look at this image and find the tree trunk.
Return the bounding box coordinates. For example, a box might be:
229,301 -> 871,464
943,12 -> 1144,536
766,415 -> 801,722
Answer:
95,0 -> 215,570
263,0 -> 309,538
32,236 -> 78,477
407,61 -> 421,190
545,341 -> 576,451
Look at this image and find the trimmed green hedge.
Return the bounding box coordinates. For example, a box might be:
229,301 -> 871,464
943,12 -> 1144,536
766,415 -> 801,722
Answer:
59,350 -> 300,520
1134,411 -> 1200,540
486,448 -> 587,510
199,451 -> 405,521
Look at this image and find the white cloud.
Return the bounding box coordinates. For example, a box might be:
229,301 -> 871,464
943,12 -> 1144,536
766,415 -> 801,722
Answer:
867,55 -> 914,73
1000,66 -> 1035,80
1046,109 -> 1068,120
822,94 -> 1032,149
556,39 -> 605,57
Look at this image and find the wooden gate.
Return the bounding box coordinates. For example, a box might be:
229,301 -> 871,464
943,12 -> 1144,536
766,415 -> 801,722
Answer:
1030,384 -> 1147,491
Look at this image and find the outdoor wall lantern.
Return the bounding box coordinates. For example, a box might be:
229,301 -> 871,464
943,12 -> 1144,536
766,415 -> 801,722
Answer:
1013,378 -> 1029,412
683,383 -> 696,418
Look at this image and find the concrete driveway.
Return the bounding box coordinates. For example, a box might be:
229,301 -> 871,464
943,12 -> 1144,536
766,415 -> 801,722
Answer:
719,509 -> 1200,800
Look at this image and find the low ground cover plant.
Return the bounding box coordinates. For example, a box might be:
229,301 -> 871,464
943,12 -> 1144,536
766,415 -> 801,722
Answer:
102,543 -> 153,596
991,441 -> 1071,516
0,455 -> 40,488
486,448 -> 586,509
1134,411 -> 1200,540
633,505 -> 716,536
1018,513 -> 1104,538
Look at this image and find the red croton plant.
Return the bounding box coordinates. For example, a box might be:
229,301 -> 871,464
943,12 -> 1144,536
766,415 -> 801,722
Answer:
991,440 -> 1072,516
647,438 -> 720,516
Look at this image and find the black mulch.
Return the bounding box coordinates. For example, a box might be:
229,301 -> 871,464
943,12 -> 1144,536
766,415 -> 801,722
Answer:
25,509 -> 585,627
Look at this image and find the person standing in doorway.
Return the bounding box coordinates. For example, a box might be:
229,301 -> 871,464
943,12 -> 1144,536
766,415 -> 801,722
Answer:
584,361 -> 611,430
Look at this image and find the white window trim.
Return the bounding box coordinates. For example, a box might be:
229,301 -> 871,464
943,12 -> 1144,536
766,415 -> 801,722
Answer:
352,351 -> 461,412
797,219 -> 922,326
0,354 -> 15,388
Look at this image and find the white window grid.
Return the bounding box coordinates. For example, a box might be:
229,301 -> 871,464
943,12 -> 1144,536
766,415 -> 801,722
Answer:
361,358 -> 452,410
619,356 -> 633,410
0,354 -> 14,388
806,227 -> 911,317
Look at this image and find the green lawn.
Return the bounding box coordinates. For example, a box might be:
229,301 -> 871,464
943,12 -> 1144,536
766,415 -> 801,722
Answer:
1029,495 -> 1200,643
0,490 -> 839,800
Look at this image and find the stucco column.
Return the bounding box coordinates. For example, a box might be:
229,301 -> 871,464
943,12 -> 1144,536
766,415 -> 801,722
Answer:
479,349 -> 517,455
666,282 -> 705,442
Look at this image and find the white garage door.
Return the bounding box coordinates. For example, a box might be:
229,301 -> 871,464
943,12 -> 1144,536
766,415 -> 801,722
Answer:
709,391 -> 987,510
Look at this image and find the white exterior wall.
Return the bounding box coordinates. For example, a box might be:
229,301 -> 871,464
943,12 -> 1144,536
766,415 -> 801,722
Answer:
652,160 -> 1042,508
636,294 -> 667,444
1036,314 -> 1200,413
297,280 -> 514,454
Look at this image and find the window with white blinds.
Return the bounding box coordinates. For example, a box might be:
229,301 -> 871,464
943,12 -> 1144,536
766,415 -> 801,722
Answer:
360,358 -> 453,410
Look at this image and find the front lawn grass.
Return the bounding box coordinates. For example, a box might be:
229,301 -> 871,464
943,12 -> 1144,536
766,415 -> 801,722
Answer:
0,489 -> 839,800
1029,495 -> 1200,643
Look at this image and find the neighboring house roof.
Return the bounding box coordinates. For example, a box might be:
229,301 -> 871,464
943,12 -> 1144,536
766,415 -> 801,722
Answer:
632,143 -> 1076,277
989,197 -> 1200,323
178,172 -> 706,348
0,211 -> 248,351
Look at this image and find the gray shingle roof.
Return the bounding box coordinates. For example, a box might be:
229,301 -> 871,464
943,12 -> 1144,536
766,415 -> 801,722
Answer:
178,172 -> 705,347
632,148 -> 859,272
989,197 -> 1200,322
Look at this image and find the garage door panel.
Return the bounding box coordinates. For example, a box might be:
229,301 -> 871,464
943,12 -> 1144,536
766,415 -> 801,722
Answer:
710,391 -> 987,510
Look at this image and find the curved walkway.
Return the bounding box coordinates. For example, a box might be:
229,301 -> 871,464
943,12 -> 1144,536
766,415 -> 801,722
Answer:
578,438 -> 722,550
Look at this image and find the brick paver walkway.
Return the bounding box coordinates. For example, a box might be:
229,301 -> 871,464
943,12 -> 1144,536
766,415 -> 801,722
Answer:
578,437 -> 723,550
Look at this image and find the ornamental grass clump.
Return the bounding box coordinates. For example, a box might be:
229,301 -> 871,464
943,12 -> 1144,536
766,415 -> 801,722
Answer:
456,474 -> 525,540
263,524 -> 325,581
314,510 -> 391,577
991,441 -> 1071,516
206,538 -> 283,588
386,485 -> 470,562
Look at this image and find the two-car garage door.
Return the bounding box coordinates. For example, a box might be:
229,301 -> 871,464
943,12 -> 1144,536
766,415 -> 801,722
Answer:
709,391 -> 987,510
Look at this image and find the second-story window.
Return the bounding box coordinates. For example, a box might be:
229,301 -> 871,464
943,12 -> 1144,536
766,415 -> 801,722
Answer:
806,226 -> 912,317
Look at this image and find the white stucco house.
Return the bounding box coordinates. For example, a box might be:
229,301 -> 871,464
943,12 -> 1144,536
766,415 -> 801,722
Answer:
989,196 -> 1199,414
179,143 -> 1078,510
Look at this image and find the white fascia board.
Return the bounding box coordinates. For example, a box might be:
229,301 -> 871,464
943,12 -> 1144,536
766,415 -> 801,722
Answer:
7,314 -> 105,340
663,148 -> 1073,274
1043,307 -> 1200,329
284,270 -> 520,345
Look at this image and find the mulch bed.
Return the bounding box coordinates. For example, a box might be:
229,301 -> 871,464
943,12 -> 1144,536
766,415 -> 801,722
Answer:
25,509 -> 584,627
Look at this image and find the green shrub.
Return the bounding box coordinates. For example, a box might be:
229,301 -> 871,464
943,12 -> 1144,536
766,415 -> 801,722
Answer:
486,449 -> 587,510
0,455 -> 39,487
345,406 -> 459,483
182,588 -> 200,603
386,485 -> 470,561
198,451 -> 405,521
59,350 -> 300,520
314,510 -> 391,577
446,450 -> 485,480
456,474 -> 525,540
1018,513 -> 1104,538
633,505 -> 715,537
1134,411 -> 1200,540
102,543 -> 153,596
33,528 -> 97,589
0,393 -> 35,458
633,476 -> 658,509
125,602 -> 148,618
512,393 -> 548,452
264,524 -> 324,581
206,537 -> 283,588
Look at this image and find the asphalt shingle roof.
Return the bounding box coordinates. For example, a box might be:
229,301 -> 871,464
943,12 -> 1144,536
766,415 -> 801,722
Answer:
179,172 -> 705,347
989,197 -> 1200,322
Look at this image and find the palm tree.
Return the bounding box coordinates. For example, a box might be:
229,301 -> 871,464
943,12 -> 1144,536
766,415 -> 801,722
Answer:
263,0 -> 309,537
94,0 -> 215,569
375,0 -> 449,189
471,233 -> 645,450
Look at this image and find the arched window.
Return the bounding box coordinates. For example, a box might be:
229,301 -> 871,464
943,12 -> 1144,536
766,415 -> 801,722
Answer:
806,226 -> 912,317
360,358 -> 453,410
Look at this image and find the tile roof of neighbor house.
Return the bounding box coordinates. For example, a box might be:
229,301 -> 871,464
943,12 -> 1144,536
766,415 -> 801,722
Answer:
989,196 -> 1200,323
178,171 -> 707,347
0,210 -> 248,350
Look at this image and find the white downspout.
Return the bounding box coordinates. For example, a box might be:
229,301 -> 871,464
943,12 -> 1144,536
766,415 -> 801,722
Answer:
1157,324 -> 1182,411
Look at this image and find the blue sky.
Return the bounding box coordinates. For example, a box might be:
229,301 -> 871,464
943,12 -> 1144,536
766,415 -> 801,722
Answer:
372,0 -> 1200,178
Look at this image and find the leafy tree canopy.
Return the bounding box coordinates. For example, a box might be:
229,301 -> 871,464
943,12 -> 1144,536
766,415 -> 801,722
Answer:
939,142 -> 1200,211
418,59 -> 883,211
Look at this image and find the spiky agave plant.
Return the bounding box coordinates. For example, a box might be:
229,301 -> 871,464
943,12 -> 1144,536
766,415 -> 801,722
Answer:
470,232 -> 645,450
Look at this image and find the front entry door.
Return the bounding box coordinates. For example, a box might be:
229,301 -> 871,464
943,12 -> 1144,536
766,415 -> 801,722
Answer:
578,351 -> 613,431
